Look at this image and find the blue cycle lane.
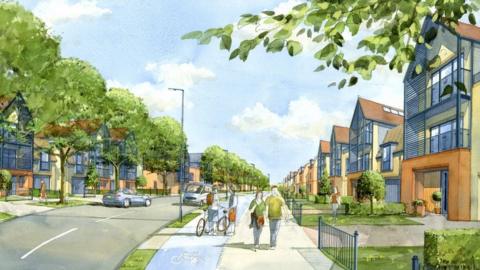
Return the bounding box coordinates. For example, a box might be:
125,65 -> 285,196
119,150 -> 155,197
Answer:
146,195 -> 252,270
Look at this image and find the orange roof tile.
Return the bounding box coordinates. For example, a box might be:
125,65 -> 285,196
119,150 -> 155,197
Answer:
358,97 -> 403,126
319,140 -> 330,153
456,22 -> 480,41
334,125 -> 349,144
109,128 -> 129,141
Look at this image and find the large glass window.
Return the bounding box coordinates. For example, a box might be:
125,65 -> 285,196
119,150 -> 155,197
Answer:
2,149 -> 16,168
382,145 -> 392,171
431,56 -> 465,106
39,152 -> 50,171
430,120 -> 456,153
75,153 -> 84,174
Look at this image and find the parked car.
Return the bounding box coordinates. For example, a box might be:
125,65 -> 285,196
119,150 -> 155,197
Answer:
183,182 -> 212,206
102,189 -> 152,208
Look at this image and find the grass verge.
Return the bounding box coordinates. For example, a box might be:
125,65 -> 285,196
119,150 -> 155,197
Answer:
167,212 -> 201,228
0,212 -> 15,222
358,246 -> 423,270
27,200 -> 91,208
301,214 -> 422,226
119,249 -> 156,270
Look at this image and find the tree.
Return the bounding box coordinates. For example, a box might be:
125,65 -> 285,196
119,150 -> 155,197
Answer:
42,58 -> 106,204
356,170 -> 385,215
143,117 -> 187,195
183,1 -> 478,88
318,170 -> 331,195
0,169 -> 12,199
136,176 -> 147,188
0,2 -> 60,96
85,163 -> 99,194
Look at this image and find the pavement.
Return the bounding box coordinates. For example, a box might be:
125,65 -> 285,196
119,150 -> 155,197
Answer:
145,195 -> 336,270
0,196 -> 195,270
303,214 -> 480,247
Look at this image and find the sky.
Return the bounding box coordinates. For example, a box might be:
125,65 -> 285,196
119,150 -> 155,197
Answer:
18,0 -> 405,183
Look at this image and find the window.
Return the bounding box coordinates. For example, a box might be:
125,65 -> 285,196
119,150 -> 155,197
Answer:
382,145 -> 392,171
2,149 -> 16,169
75,153 -> 84,174
363,154 -> 369,170
40,152 -> 50,171
430,120 -> 456,153
34,175 -> 50,189
431,57 -> 465,106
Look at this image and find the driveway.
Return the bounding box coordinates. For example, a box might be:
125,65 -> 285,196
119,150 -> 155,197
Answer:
0,196 -> 195,270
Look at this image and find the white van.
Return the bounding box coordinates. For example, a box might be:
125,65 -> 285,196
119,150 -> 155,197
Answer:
183,182 -> 212,206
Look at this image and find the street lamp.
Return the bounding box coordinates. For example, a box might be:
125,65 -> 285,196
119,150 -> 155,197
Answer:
168,87 -> 185,222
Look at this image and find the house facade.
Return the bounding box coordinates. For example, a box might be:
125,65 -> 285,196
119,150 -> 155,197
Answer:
330,125 -> 349,195
347,98 -> 404,198
402,19 -> 480,221
188,153 -> 202,183
0,94 -> 33,196
305,159 -> 317,195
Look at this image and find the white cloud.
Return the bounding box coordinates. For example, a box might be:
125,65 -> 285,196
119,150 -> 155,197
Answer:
33,0 -> 111,26
232,97 -> 349,141
107,62 -> 215,115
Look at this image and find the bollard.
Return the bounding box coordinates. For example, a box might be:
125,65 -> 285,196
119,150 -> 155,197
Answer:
412,255 -> 419,270
353,231 -> 359,270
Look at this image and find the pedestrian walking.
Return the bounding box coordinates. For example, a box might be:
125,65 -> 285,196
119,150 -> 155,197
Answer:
265,186 -> 286,250
331,186 -> 340,222
227,184 -> 237,235
40,180 -> 47,202
249,191 -> 266,251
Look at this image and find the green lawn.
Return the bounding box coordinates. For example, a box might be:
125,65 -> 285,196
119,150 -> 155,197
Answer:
167,212 -> 201,228
358,246 -> 423,270
301,203 -> 333,210
28,200 -> 91,208
0,212 -> 14,222
119,249 -> 156,270
300,214 -> 422,226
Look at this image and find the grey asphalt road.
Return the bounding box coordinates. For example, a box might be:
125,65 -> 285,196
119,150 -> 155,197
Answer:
0,196 -> 196,270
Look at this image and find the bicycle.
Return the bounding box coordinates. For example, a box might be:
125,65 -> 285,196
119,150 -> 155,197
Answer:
196,206 -> 229,237
217,206 -> 237,235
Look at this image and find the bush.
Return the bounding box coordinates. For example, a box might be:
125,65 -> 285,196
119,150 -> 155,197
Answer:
314,195 -> 329,204
432,191 -> 442,202
425,229 -> 480,268
308,194 -> 316,202
382,203 -> 406,215
349,202 -> 405,215
341,196 -> 354,215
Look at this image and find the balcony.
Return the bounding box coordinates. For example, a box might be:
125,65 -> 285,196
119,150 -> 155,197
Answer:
428,129 -> 470,154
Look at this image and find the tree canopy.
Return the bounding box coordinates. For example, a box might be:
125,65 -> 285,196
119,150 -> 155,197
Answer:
357,170 -> 385,214
183,0 -> 478,88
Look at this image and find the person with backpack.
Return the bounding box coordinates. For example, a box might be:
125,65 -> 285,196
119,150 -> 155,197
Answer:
249,191 -> 265,251
265,186 -> 286,250
207,187 -> 220,235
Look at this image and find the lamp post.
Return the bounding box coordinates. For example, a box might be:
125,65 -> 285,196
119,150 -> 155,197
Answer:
168,88 -> 185,222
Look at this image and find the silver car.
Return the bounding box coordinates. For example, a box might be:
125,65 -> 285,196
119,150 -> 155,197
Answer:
102,189 -> 152,208
183,182 -> 212,206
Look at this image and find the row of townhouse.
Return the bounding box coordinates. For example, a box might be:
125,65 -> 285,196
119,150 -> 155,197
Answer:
285,17 -> 480,221
0,93 -> 200,196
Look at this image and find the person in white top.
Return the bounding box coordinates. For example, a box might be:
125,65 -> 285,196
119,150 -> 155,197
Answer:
207,187 -> 220,235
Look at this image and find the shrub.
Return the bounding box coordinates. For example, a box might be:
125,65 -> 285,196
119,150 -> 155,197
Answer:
341,196 -> 353,215
432,191 -> 442,202
382,203 -> 406,215
349,202 -> 405,215
412,199 -> 424,207
136,176 -> 148,188
307,194 -> 316,202
425,229 -> 480,268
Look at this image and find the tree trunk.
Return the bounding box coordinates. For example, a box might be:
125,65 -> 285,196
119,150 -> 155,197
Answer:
161,172 -> 168,195
370,196 -> 374,215
59,155 -> 66,204
114,164 -> 120,191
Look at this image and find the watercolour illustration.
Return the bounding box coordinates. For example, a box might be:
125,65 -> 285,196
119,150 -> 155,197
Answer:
1,1 -> 480,270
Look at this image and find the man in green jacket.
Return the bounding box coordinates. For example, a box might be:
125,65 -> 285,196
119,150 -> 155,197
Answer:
265,186 -> 286,250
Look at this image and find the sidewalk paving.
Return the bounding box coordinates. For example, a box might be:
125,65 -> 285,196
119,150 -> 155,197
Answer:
217,203 -> 336,270
0,200 -> 51,217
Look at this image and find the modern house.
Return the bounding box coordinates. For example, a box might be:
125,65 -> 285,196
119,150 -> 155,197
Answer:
109,128 -> 141,190
33,136 -> 57,191
317,140 -> 331,179
346,97 -> 404,198
0,94 -> 33,196
329,125 -> 350,195
188,153 -> 202,183
402,18 -> 480,221
305,159 -> 317,195
375,125 -> 404,202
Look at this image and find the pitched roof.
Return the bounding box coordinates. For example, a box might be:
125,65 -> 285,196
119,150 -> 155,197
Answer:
109,128 -> 128,141
358,97 -> 404,126
333,125 -> 349,144
319,140 -> 330,154
39,120 -> 102,137
456,22 -> 480,41
376,124 -> 404,157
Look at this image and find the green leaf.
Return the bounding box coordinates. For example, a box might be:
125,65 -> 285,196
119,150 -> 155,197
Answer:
307,29 -> 312,38
428,55 -> 441,69
263,37 -> 270,47
440,85 -> 453,97
314,65 -> 325,72
328,82 -> 336,87
297,28 -> 306,36
229,49 -> 240,60
314,43 -> 337,60
220,35 -> 232,51
293,3 -> 307,11
262,10 -> 275,16
287,40 -> 302,56
273,14 -> 284,21
348,76 -> 358,86
425,27 -> 438,44
338,79 -> 346,89
415,64 -> 422,74
258,31 -> 269,39
469,13 -> 477,25
455,81 -> 467,93
181,31 -> 203,40
266,39 -> 285,53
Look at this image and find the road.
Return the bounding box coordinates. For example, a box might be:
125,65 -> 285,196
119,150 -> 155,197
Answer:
0,196 -> 196,270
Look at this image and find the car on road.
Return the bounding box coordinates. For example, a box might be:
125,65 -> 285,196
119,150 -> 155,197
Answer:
102,189 -> 152,208
183,182 -> 212,206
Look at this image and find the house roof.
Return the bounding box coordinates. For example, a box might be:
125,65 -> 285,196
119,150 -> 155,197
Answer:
456,21 -> 480,41
39,120 -> 102,138
376,124 -> 404,157
319,140 -> 330,154
358,97 -> 404,126
109,128 -> 128,141
333,125 -> 349,144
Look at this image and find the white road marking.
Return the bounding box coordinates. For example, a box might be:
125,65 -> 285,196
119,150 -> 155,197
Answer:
20,228 -> 78,260
95,212 -> 132,223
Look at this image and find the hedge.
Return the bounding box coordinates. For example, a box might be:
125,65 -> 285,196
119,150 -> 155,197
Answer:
350,202 -> 405,215
425,229 -> 480,268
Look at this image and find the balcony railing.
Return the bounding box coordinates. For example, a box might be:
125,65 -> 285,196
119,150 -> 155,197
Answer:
428,128 -> 470,154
